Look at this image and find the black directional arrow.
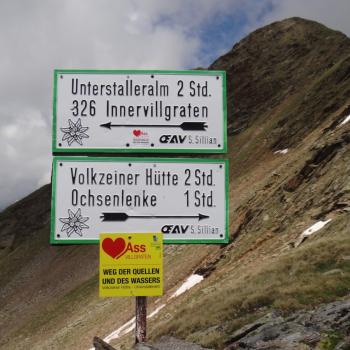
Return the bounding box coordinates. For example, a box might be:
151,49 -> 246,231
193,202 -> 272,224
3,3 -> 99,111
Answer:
100,121 -> 208,131
100,212 -> 209,222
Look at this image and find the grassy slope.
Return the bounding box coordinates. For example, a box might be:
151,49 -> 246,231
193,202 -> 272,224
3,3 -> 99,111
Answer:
145,18 -> 350,348
0,219 -> 215,349
147,81 -> 350,349
146,99 -> 350,348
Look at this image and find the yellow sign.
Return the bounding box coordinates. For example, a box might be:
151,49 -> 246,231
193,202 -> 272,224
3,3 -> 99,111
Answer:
99,233 -> 163,297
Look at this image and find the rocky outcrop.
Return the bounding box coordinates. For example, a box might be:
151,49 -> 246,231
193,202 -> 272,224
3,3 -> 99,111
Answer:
224,299 -> 350,349
154,336 -> 213,350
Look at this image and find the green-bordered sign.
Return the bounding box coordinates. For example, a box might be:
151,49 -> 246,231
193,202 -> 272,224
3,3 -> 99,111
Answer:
51,157 -> 229,244
53,70 -> 227,154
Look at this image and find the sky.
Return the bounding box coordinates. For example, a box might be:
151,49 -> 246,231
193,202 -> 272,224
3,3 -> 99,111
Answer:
0,0 -> 350,210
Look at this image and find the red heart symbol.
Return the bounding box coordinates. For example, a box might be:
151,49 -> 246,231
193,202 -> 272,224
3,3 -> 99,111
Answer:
102,237 -> 126,259
133,129 -> 141,137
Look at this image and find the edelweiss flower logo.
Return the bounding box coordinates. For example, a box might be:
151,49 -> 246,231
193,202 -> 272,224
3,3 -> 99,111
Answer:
59,209 -> 89,237
60,118 -> 89,146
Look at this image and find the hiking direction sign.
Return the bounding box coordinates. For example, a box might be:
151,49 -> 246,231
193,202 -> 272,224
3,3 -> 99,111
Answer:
51,157 -> 228,244
100,233 -> 163,297
53,70 -> 226,154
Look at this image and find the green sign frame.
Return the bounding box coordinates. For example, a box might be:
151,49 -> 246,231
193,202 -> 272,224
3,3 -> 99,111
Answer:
52,69 -> 227,154
50,156 -> 229,245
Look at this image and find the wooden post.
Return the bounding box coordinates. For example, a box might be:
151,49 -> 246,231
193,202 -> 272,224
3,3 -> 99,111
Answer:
135,296 -> 147,343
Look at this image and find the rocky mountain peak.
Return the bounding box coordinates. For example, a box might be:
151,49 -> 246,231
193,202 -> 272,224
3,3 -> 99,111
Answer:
211,17 -> 350,140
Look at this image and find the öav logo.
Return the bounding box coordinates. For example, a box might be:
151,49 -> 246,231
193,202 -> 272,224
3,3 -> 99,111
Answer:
159,135 -> 187,144
102,237 -> 126,259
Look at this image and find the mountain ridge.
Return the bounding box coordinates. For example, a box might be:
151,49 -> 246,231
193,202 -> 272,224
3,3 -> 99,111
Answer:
212,17 -> 350,143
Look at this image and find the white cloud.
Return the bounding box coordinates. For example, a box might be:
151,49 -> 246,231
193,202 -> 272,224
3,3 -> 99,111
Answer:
246,0 -> 350,38
0,107 -> 50,209
0,0 -> 232,209
38,171 -> 52,187
0,0 -> 350,210
1,125 -> 18,139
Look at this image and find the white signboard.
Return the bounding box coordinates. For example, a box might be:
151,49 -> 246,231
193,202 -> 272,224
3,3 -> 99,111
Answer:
51,157 -> 228,244
53,70 -> 227,154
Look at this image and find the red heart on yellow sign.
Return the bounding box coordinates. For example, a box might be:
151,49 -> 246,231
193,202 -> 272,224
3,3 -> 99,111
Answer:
102,237 -> 126,259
